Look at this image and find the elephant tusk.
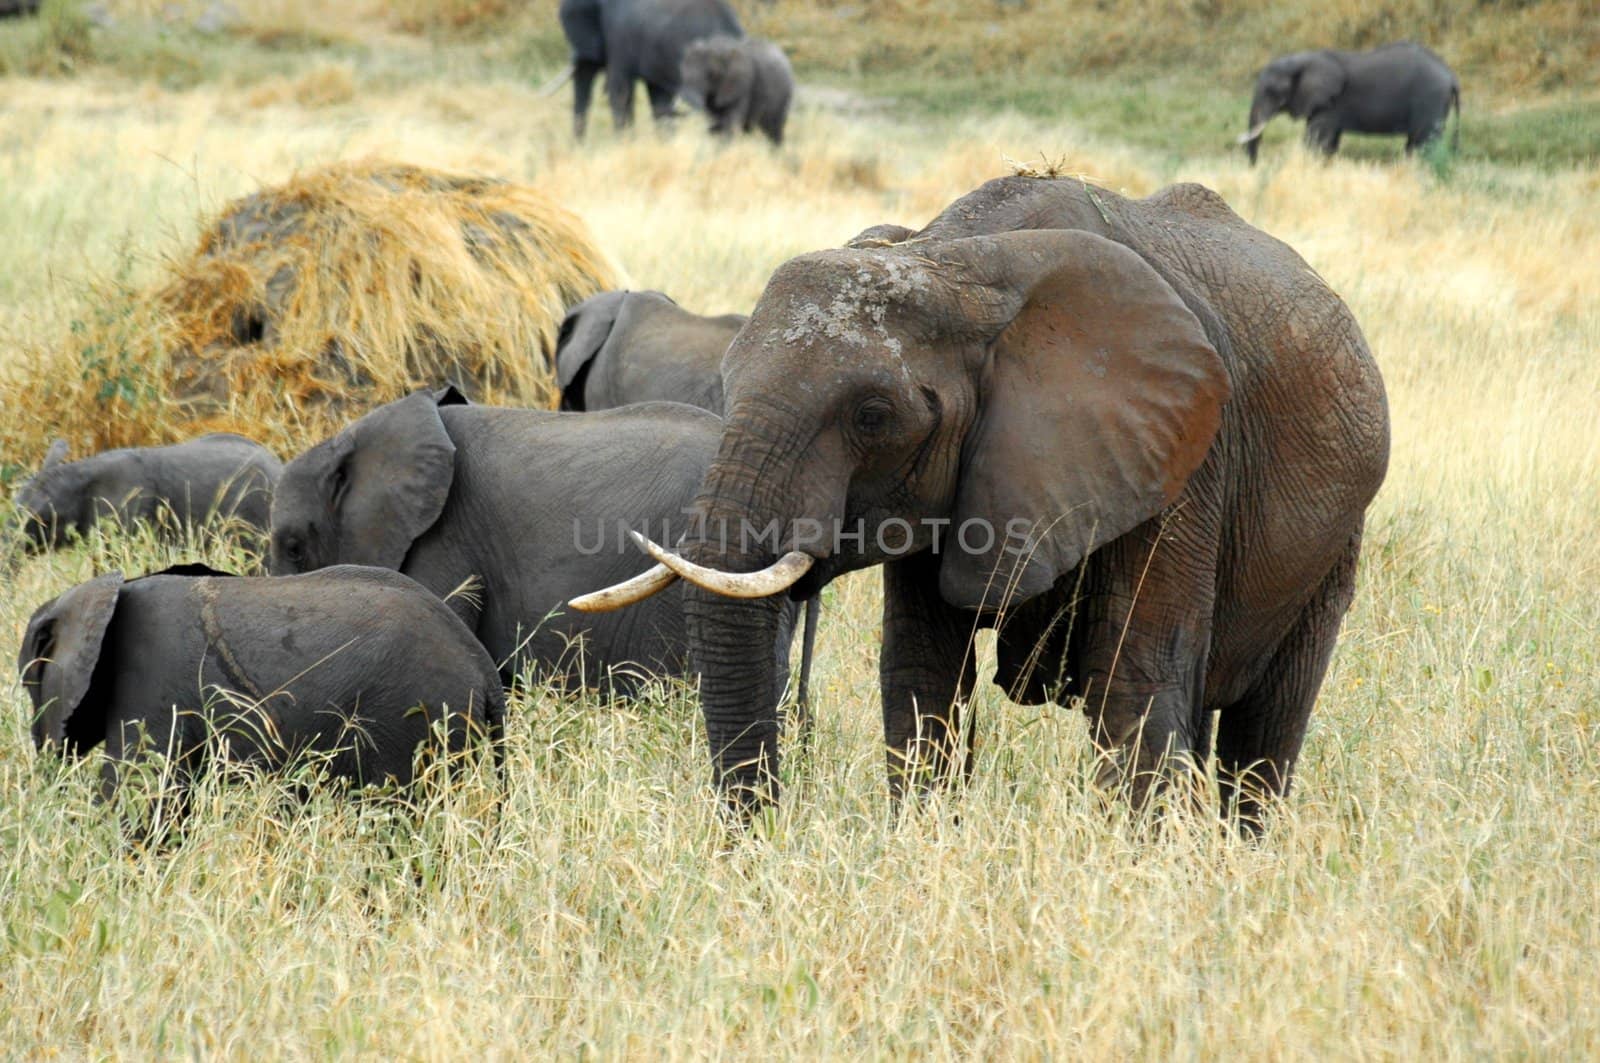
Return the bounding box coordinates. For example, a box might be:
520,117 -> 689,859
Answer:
568,562 -> 679,612
630,530 -> 814,599
537,64 -> 576,98
1236,120 -> 1270,144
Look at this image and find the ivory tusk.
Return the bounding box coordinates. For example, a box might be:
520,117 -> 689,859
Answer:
537,64 -> 576,98
1236,120 -> 1270,144
630,530 -> 814,599
568,561 -> 679,612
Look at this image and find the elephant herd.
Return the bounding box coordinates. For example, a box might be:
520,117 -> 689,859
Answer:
553,1 -> 1460,162
9,170 -> 1389,840
557,0 -> 794,146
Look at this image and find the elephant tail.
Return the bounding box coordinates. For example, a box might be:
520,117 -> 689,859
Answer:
1450,83 -> 1461,153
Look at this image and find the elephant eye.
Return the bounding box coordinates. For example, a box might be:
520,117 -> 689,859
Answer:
852,397 -> 894,437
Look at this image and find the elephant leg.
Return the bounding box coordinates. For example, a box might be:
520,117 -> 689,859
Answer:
728,95 -> 753,137
571,59 -> 603,140
881,551 -> 980,800
645,81 -> 676,124
1073,516 -> 1217,812
1304,114 -> 1341,156
607,70 -> 635,131
1216,528 -> 1361,835
761,99 -> 789,146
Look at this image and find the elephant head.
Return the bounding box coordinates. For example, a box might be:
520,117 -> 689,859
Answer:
679,35 -> 751,113
575,228 -> 1229,809
1240,51 -> 1346,163
19,570 -> 125,755
11,439 -> 78,547
269,388 -> 467,575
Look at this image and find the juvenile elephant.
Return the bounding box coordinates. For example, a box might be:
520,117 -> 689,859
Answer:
270,389 -> 810,702
556,290 -> 745,413
576,175 -> 1390,833
558,0 -> 743,139
1241,41 -> 1460,163
9,434 -> 281,550
19,564 -> 503,822
680,35 -> 795,146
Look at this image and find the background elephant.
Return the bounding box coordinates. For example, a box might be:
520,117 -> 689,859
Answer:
558,0 -> 743,139
18,564 -> 503,826
270,389 -> 812,704
679,35 -> 795,146
8,434 -> 281,550
1241,41 -> 1460,163
577,175 -> 1389,832
555,290 -> 745,413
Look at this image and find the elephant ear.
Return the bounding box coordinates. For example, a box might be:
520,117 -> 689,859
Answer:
555,291 -> 629,410
40,438 -> 70,470
1292,54 -> 1346,117
331,390 -> 457,569
19,571 -> 124,755
144,562 -> 237,579
939,230 -> 1229,612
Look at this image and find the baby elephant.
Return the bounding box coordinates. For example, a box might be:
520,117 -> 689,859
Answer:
680,35 -> 793,145
556,290 -> 745,413
10,434 -> 281,549
19,564 -> 503,820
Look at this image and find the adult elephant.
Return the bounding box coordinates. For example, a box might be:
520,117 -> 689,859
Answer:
555,290 -> 745,413
557,0 -> 743,140
575,176 -> 1390,832
270,388 -> 812,707
1240,41 -> 1460,163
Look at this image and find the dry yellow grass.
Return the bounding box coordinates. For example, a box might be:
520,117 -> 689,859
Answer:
1,40 -> 1598,1059
2,157 -> 618,458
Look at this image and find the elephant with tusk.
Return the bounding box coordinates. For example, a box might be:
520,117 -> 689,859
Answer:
574,175 -> 1389,834
1241,42 -> 1460,163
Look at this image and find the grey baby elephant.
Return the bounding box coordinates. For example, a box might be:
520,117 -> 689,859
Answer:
680,35 -> 794,145
10,434 -> 282,550
19,564 -> 504,829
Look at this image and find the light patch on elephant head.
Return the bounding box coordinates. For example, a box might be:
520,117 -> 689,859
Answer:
777,251 -> 934,367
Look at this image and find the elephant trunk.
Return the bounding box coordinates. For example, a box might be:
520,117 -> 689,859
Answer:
1240,93 -> 1275,164
683,581 -> 786,816
677,414 -> 818,817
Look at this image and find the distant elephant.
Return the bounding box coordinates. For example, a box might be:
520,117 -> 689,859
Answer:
680,35 -> 795,145
575,175 -> 1390,833
558,0 -> 743,139
18,564 -> 503,827
9,434 -> 281,550
556,290 -> 745,413
269,389 -> 811,704
1241,41 -> 1460,163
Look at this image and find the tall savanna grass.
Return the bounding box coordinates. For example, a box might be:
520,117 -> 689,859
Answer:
2,21 -> 1598,1059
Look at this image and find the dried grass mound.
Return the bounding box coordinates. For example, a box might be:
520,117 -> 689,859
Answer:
2,161 -> 617,469
161,161 -> 618,444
